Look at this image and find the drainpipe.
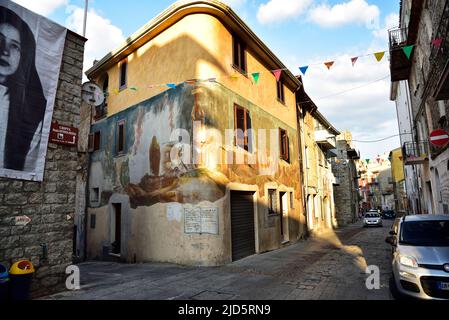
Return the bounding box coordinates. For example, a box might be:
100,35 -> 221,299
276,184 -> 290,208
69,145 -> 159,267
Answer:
298,105 -> 310,238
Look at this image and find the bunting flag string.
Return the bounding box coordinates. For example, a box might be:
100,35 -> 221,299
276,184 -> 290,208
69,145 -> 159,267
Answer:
108,35 -> 443,93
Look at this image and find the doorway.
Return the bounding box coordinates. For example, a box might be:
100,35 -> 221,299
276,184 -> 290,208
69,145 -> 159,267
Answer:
230,191 -> 256,261
279,192 -> 289,243
111,203 -> 122,255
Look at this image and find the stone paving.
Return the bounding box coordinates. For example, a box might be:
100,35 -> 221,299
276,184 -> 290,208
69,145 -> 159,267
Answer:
43,220 -> 394,300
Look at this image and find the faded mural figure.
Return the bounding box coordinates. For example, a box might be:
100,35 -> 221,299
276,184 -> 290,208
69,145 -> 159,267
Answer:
0,6 -> 46,172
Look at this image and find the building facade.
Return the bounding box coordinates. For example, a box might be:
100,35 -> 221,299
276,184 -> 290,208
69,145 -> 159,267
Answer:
84,0 -> 306,266
0,24 -> 85,300
332,131 -> 361,226
390,0 -> 449,215
296,83 -> 339,233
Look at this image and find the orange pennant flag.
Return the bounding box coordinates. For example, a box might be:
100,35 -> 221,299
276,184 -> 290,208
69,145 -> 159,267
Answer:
374,51 -> 385,62
324,61 -> 334,70
351,57 -> 358,67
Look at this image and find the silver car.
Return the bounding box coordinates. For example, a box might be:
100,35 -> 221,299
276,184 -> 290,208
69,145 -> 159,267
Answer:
364,212 -> 383,227
386,214 -> 449,300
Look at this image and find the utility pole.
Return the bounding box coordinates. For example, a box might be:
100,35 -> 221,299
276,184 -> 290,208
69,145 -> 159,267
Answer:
83,0 -> 88,37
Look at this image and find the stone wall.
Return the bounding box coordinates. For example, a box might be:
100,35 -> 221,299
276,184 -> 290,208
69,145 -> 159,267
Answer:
0,31 -> 85,297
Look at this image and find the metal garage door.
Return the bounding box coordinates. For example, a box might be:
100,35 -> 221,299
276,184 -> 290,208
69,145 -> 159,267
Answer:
230,191 -> 256,261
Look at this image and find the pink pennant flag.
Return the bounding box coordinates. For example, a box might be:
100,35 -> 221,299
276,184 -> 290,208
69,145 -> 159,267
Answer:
324,61 -> 334,70
272,69 -> 282,82
432,38 -> 443,48
351,57 -> 358,67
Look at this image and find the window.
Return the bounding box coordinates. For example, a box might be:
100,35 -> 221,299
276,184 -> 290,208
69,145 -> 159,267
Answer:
234,104 -> 252,152
88,131 -> 101,152
90,214 -> 96,229
305,146 -> 309,169
117,120 -> 126,154
290,192 -> 294,209
119,59 -> 128,90
95,74 -> 108,120
279,128 -> 289,162
277,80 -> 285,103
232,36 -> 247,74
268,189 -> 277,215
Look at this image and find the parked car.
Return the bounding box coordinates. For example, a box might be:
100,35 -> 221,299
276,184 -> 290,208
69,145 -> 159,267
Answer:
386,214 -> 449,300
363,212 -> 383,227
382,210 -> 396,220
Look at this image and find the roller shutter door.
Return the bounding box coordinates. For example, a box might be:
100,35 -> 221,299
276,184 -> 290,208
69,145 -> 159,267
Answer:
230,191 -> 256,261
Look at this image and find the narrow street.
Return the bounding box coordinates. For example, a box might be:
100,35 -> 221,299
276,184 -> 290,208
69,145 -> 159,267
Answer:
45,220 -> 394,300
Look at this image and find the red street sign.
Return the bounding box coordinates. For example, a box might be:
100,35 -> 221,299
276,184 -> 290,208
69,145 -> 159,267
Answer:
430,129 -> 449,147
49,122 -> 78,146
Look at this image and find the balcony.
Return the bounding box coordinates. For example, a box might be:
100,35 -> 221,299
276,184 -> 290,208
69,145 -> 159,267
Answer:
403,141 -> 430,165
389,27 -> 412,82
315,130 -> 336,150
347,148 -> 360,160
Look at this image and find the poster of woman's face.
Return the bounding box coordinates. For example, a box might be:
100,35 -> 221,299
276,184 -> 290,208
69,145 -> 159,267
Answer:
0,0 -> 67,181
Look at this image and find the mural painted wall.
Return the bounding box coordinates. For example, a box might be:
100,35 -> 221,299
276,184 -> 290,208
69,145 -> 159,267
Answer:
87,81 -> 304,266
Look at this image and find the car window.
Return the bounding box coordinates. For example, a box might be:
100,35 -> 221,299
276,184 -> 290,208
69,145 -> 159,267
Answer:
365,213 -> 380,218
400,220 -> 449,246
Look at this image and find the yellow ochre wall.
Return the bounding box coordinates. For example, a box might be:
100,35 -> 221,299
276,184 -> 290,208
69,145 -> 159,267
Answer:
98,13 -> 298,130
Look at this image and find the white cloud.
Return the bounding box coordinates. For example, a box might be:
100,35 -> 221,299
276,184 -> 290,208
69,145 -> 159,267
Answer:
257,0 -> 314,24
373,13 -> 400,41
308,0 -> 380,28
12,0 -> 68,16
286,51 -> 399,158
65,6 -> 125,76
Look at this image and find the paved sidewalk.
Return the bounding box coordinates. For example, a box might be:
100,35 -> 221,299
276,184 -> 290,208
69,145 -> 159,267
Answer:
44,220 -> 394,300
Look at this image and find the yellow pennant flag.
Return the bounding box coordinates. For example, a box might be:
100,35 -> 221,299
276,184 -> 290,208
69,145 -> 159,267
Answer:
230,73 -> 239,81
374,51 -> 385,62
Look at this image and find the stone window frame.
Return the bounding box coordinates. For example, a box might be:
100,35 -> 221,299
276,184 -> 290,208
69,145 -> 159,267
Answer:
116,119 -> 126,156
119,58 -> 128,91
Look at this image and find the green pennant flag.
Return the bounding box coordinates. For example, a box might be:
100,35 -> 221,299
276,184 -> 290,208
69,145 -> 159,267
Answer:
129,87 -> 138,91
366,159 -> 370,164
252,72 -> 260,84
402,45 -> 414,59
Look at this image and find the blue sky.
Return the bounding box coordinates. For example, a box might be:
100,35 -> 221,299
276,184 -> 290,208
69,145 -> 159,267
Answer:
13,0 -> 401,159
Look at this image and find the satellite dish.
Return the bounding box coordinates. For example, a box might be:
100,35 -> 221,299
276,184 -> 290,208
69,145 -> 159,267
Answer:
82,82 -> 105,106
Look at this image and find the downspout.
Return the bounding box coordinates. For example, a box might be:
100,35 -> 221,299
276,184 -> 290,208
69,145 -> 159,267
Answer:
298,105 -> 309,238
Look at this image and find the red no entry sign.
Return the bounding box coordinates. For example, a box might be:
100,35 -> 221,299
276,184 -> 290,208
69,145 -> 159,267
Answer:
430,129 -> 449,147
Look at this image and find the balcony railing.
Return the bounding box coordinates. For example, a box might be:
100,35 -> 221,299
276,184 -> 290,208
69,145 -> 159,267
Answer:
403,141 -> 430,165
389,27 -> 408,48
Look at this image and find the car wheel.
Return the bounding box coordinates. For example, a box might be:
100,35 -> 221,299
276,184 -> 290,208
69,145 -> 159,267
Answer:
389,274 -> 413,301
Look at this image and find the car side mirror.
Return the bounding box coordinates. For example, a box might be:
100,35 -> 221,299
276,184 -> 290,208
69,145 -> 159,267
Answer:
385,235 -> 396,246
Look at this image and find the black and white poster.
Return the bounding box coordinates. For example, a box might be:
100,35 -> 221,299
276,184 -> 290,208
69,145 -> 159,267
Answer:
0,0 -> 67,181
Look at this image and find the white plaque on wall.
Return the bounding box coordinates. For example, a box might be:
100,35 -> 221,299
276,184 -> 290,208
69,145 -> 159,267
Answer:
184,207 -> 219,235
184,207 -> 202,233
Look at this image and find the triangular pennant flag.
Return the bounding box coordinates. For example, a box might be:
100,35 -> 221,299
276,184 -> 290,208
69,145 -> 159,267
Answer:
402,45 -> 414,59
167,83 -> 176,89
129,87 -> 138,91
351,57 -> 358,66
374,51 -> 385,62
184,80 -> 196,86
324,61 -> 334,70
432,38 -> 443,48
272,69 -> 282,81
251,72 -> 260,84
230,73 -> 239,81
299,66 -> 309,75
114,89 -> 119,94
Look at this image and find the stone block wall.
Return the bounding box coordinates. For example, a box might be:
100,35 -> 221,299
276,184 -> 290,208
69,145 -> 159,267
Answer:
0,31 -> 86,297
